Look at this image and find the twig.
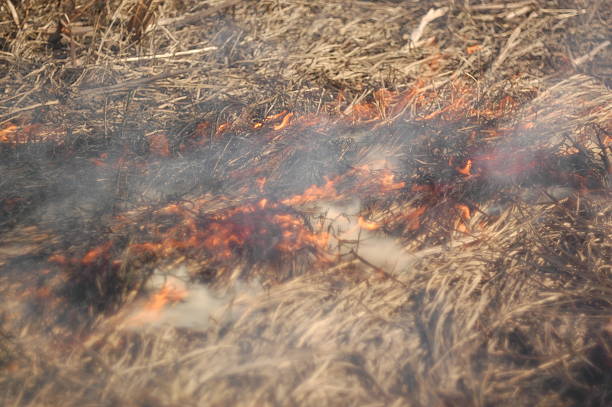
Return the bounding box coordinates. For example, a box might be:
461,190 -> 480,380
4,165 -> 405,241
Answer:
469,1 -> 533,11
0,100 -> 60,121
408,7 -> 448,47
572,41 -> 610,66
0,71 -> 187,121
121,47 -> 218,62
491,13 -> 535,72
505,345 -> 594,385
78,70 -> 188,97
3,0 -> 19,28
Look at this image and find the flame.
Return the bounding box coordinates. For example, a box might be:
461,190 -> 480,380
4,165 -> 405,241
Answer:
466,44 -> 482,54
146,281 -> 188,311
265,110 -> 289,122
125,279 -> 189,326
256,177 -> 267,193
358,217 -> 380,231
378,171 -> 406,191
0,123 -> 66,144
89,153 -> 109,167
273,112 -> 294,130
81,242 -> 112,265
454,204 -> 471,233
281,177 -> 338,206
455,204 -> 471,220
456,159 -> 473,176
0,123 -> 18,143
123,197 -> 331,266
17,76 -> 602,293
403,206 -> 427,231
216,122 -> 231,136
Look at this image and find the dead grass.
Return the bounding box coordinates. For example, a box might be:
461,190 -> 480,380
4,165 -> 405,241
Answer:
0,1 -> 611,406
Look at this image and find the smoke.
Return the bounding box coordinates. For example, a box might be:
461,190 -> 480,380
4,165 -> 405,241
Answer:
323,202 -> 416,272
123,266 -> 263,330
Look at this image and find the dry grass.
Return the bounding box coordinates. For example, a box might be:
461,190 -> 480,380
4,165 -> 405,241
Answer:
0,1 -> 611,406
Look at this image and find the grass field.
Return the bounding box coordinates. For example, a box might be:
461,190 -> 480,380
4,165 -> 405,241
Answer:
0,1 -> 611,406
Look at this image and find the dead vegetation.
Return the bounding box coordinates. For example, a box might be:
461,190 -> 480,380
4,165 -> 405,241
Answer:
0,1 -> 611,406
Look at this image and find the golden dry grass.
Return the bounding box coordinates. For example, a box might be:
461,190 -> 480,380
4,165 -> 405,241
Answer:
0,1 -> 611,406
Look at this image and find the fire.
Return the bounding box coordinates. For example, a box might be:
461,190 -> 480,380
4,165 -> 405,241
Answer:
265,110 -> 289,122
378,171 -> 406,191
8,74 -> 603,307
121,196 -> 332,270
273,112 -> 294,130
456,159 -> 473,176
81,242 -> 113,265
358,217 -> 380,231
0,122 -> 65,144
216,122 -> 231,136
145,281 -> 188,312
256,177 -> 267,193
454,204 -> 471,233
124,278 -> 188,326
281,177 -> 339,206
0,123 -> 18,143
466,44 -> 482,54
403,206 -> 427,231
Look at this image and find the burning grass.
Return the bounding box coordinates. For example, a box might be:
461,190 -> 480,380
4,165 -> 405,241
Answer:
1,1 -> 611,406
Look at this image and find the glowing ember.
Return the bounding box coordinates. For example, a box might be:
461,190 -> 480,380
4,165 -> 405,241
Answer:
456,159 -> 473,176
147,132 -> 172,157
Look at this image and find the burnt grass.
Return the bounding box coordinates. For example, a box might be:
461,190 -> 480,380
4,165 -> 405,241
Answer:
0,1 -> 611,406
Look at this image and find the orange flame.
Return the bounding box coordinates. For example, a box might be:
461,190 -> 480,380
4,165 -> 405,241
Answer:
281,177 -> 338,206
0,123 -> 18,143
406,206 -> 427,231
216,122 -> 231,136
81,241 -> 112,265
466,44 -> 482,54
145,282 -> 187,312
123,197 -> 331,264
125,279 -> 188,326
456,159 -> 473,176
454,204 -> 471,233
358,217 -> 380,231
265,110 -> 289,122
273,112 -> 294,130
378,171 -> 406,191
